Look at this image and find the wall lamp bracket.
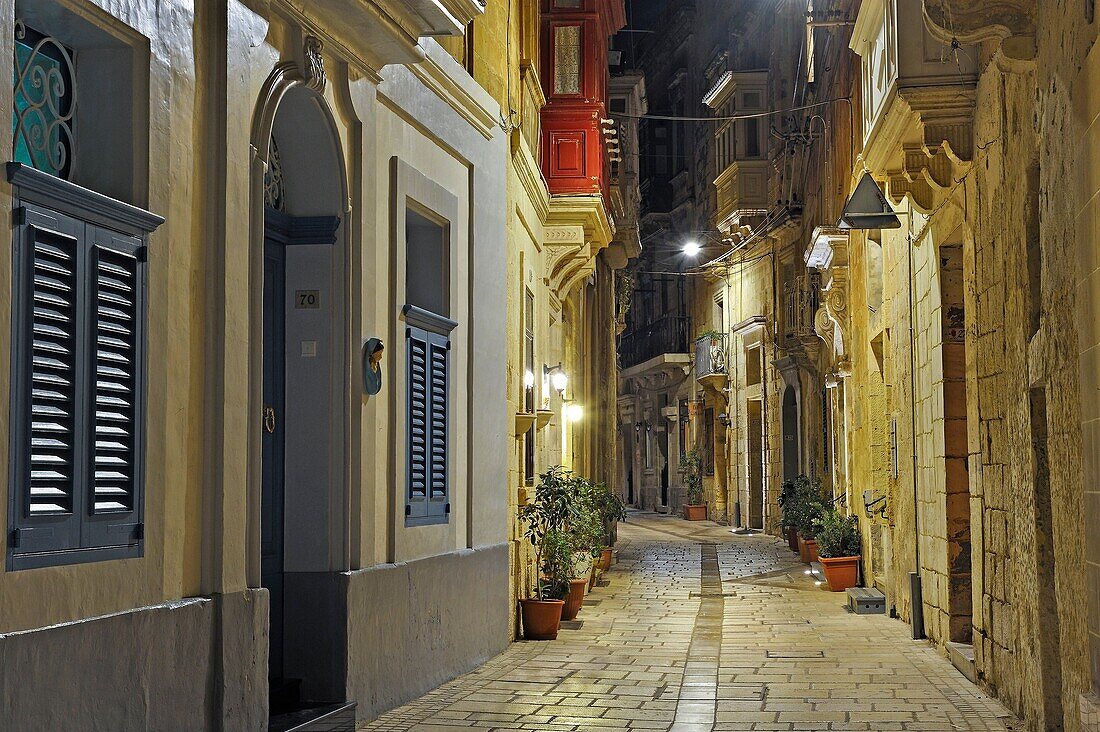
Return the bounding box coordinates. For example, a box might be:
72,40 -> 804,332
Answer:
862,490 -> 888,519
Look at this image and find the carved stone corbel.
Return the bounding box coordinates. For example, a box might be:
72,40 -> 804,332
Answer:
805,227 -> 851,366
303,35 -> 327,92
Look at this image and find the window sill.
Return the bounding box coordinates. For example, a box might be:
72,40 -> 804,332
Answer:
405,515 -> 449,528
9,542 -> 143,571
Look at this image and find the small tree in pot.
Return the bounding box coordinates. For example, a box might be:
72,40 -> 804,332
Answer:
777,477 -> 802,552
815,507 -> 861,591
680,447 -> 706,521
789,477 -> 826,563
565,478 -> 604,613
518,466 -> 579,640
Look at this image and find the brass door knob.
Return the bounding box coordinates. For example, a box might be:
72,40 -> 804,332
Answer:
263,406 -> 276,434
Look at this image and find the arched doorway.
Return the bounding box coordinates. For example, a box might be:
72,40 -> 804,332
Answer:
255,79 -> 349,716
782,385 -> 799,481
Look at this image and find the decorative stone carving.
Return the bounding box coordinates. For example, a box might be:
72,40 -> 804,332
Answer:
923,0 -> 1035,45
303,35 -> 326,92
806,227 -> 851,368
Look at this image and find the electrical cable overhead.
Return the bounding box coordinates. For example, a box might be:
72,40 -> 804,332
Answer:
608,97 -> 849,123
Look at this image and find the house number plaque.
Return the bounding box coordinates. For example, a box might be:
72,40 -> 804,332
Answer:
295,290 -> 320,309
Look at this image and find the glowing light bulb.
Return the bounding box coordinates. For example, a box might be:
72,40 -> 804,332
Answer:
683,240 -> 701,257
551,369 -> 569,394
565,404 -> 584,422
524,369 -> 535,389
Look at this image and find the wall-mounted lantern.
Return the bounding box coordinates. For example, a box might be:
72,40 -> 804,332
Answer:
544,362 -> 569,397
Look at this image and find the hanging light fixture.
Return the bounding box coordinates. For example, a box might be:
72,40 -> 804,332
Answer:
837,172 -> 901,230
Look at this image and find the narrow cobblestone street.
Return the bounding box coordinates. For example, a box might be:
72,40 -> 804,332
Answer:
361,513 -> 1017,732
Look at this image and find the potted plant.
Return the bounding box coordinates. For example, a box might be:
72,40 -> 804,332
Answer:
541,528 -> 581,620
518,466 -> 579,640
565,479 -> 604,617
586,480 -> 626,569
680,446 -> 707,521
790,477 -> 826,563
815,507 -> 861,591
777,477 -> 802,552
697,328 -> 724,345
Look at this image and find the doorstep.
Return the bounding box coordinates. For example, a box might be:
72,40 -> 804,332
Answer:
947,641 -> 977,684
270,701 -> 356,732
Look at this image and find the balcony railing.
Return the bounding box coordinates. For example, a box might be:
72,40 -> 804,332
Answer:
695,334 -> 728,379
619,315 -> 691,369
782,273 -> 821,341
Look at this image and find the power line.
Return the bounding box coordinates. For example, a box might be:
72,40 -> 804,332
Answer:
609,97 -> 850,123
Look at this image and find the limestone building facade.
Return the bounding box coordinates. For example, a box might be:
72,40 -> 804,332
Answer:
0,0 -> 514,728
668,1 -> 1100,730
438,0 -> 635,636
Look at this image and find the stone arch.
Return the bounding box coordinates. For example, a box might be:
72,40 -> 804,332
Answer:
247,45 -> 352,703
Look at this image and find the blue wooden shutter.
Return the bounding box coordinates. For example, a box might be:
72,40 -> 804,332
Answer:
83,225 -> 143,548
9,205 -> 84,554
406,326 -> 450,522
426,331 -> 449,517
407,326 -> 430,519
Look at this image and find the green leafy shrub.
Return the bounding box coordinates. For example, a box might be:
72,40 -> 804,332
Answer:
680,447 -> 704,505
778,474 -> 827,537
584,480 -> 626,547
518,466 -> 579,600
814,507 -> 861,558
539,528 -> 575,600
570,479 -> 606,561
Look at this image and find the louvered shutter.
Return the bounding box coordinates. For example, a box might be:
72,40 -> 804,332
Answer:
407,326 -> 430,519
83,225 -> 144,548
406,325 -> 450,522
9,205 -> 84,554
426,332 -> 449,517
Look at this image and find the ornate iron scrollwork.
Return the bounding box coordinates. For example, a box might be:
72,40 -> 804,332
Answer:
263,137 -> 285,211
13,20 -> 76,179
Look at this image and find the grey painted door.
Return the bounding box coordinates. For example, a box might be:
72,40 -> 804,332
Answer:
261,233 -> 286,679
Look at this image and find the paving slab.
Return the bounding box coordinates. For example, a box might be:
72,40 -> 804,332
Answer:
358,513 -> 1019,732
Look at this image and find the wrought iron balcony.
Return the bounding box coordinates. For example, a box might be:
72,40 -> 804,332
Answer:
619,315 -> 691,369
695,333 -> 728,379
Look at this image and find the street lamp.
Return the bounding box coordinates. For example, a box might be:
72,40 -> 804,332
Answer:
565,404 -> 584,422
683,240 -> 701,257
544,363 -> 569,396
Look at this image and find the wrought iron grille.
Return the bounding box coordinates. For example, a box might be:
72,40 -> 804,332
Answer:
13,20 -> 75,180
264,137 -> 285,211
695,333 -> 727,379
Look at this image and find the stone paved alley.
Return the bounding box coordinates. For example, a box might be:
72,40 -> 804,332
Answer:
360,513 -> 1016,731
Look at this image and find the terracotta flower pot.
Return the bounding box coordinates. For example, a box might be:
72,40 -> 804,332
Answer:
599,547 -> 614,570
562,579 -> 587,620
797,534 -> 810,563
521,599 -> 564,640
804,538 -> 820,564
683,504 -> 707,521
820,555 -> 860,592
786,527 -> 799,553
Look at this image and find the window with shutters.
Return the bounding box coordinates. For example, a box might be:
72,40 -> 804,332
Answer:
403,205 -> 454,527
7,165 -> 162,569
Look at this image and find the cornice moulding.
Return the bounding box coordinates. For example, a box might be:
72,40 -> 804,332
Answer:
406,40 -> 501,141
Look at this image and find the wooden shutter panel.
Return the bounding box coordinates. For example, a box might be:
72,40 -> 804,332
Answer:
426,332 -> 449,516
407,326 -> 430,519
84,226 -> 144,547
10,206 -> 84,554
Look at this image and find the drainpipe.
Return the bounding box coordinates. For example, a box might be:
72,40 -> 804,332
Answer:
906,209 -> 925,640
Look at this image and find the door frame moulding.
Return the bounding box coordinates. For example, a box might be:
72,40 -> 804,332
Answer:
246,39 -> 354,588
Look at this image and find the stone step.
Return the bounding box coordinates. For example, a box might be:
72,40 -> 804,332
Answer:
948,641 -> 978,684
270,701 -> 356,732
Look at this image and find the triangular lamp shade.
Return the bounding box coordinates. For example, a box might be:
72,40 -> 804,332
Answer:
838,172 -> 901,230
